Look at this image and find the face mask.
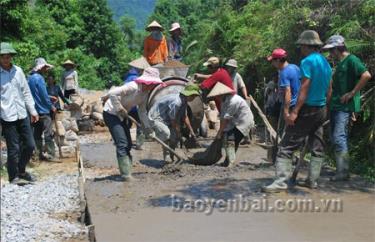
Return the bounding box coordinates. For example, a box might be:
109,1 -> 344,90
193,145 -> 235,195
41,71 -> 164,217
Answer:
151,31 -> 163,40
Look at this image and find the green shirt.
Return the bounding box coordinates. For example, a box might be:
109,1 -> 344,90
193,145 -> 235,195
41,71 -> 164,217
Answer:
330,54 -> 367,112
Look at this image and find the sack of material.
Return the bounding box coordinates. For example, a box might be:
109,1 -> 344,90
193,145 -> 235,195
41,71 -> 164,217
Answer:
66,130 -> 79,141
55,120 -> 66,136
189,138 -> 223,165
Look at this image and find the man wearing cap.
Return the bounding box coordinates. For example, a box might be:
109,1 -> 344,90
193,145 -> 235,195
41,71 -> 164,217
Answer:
0,42 -> 39,184
322,35 -> 371,181
195,57 -> 234,111
148,83 -> 200,161
102,67 -> 163,181
268,48 -> 301,127
28,57 -> 59,163
61,59 -> 79,99
143,20 -> 169,65
168,22 -> 183,61
123,56 -> 151,150
224,59 -> 250,99
208,82 -> 254,167
264,30 -> 332,192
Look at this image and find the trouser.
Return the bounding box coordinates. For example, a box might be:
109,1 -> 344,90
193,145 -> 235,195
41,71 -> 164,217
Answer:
224,127 -> 244,152
33,114 -> 55,158
276,105 -> 326,183
152,119 -> 178,158
103,111 -> 132,159
64,89 -> 76,99
330,110 -> 350,153
127,109 -> 144,146
1,117 -> 35,181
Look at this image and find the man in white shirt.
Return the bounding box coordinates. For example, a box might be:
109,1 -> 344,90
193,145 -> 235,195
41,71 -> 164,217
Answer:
0,42 -> 39,184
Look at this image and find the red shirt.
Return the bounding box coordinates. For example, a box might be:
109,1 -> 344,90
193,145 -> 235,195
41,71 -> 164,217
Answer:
200,68 -> 234,111
200,68 -> 234,90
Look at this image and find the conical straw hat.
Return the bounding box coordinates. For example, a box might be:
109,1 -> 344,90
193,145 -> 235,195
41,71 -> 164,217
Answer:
207,82 -> 235,98
146,20 -> 164,31
128,56 -> 150,70
62,59 -> 76,67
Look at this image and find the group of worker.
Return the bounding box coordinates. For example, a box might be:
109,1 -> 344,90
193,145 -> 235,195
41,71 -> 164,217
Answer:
0,42 -> 80,184
1,26 -> 371,190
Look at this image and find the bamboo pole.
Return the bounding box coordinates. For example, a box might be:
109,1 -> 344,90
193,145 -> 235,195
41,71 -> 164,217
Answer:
249,95 -> 277,141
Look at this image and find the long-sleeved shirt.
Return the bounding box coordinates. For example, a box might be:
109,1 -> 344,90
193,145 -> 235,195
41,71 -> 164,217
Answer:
103,81 -> 151,128
28,72 -> 54,115
47,84 -> 69,110
143,35 -> 169,65
220,94 -> 254,136
148,93 -> 187,126
1,65 -> 37,122
168,37 -> 182,61
61,69 -> 79,91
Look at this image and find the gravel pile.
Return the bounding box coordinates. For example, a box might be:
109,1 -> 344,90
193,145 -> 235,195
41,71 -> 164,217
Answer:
1,174 -> 87,242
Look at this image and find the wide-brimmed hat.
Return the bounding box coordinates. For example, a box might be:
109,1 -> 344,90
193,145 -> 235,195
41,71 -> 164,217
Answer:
225,59 -> 238,68
134,67 -> 163,85
322,35 -> 345,50
129,56 -> 150,70
181,83 -> 200,97
267,48 -> 287,61
169,22 -> 181,32
32,57 -> 54,72
203,57 -> 220,67
0,42 -> 17,55
207,82 -> 235,98
62,59 -> 76,67
296,30 -> 323,46
146,20 -> 164,31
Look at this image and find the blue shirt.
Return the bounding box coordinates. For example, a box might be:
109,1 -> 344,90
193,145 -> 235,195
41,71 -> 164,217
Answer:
279,64 -> 301,107
28,72 -> 53,115
300,52 -> 332,106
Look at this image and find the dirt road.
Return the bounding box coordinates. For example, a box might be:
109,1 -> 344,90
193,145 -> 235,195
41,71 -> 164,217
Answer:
81,132 -> 375,242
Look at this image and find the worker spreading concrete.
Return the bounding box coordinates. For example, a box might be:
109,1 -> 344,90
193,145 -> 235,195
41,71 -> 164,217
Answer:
148,83 -> 200,161
101,67 -> 163,181
207,82 -> 254,166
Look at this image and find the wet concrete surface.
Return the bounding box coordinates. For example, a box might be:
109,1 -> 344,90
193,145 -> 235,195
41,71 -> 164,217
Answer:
81,134 -> 375,242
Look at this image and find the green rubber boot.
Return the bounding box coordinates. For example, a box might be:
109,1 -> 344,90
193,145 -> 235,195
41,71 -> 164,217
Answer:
330,152 -> 350,181
222,135 -> 236,167
262,157 -> 292,193
223,144 -> 236,167
135,133 -> 145,150
300,156 -> 324,189
117,156 -> 132,181
45,141 -> 61,162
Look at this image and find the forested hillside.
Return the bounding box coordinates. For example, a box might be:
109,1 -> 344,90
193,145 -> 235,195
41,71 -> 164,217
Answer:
107,0 -> 156,29
1,0 -> 140,89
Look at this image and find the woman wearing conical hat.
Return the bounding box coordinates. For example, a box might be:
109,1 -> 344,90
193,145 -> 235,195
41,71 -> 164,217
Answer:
208,82 -> 255,167
61,59 -> 78,99
143,20 -> 169,65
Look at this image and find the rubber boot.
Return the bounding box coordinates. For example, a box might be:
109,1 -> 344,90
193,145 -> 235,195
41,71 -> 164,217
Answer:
262,157 -> 292,193
35,140 -> 45,161
299,156 -> 324,189
117,156 -> 132,181
135,133 -> 145,150
330,152 -> 350,181
223,144 -> 236,167
45,141 -> 61,162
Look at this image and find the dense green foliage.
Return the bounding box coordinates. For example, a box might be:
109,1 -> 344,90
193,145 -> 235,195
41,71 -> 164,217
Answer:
1,0 -> 139,89
149,0 -> 374,179
107,0 -> 156,30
